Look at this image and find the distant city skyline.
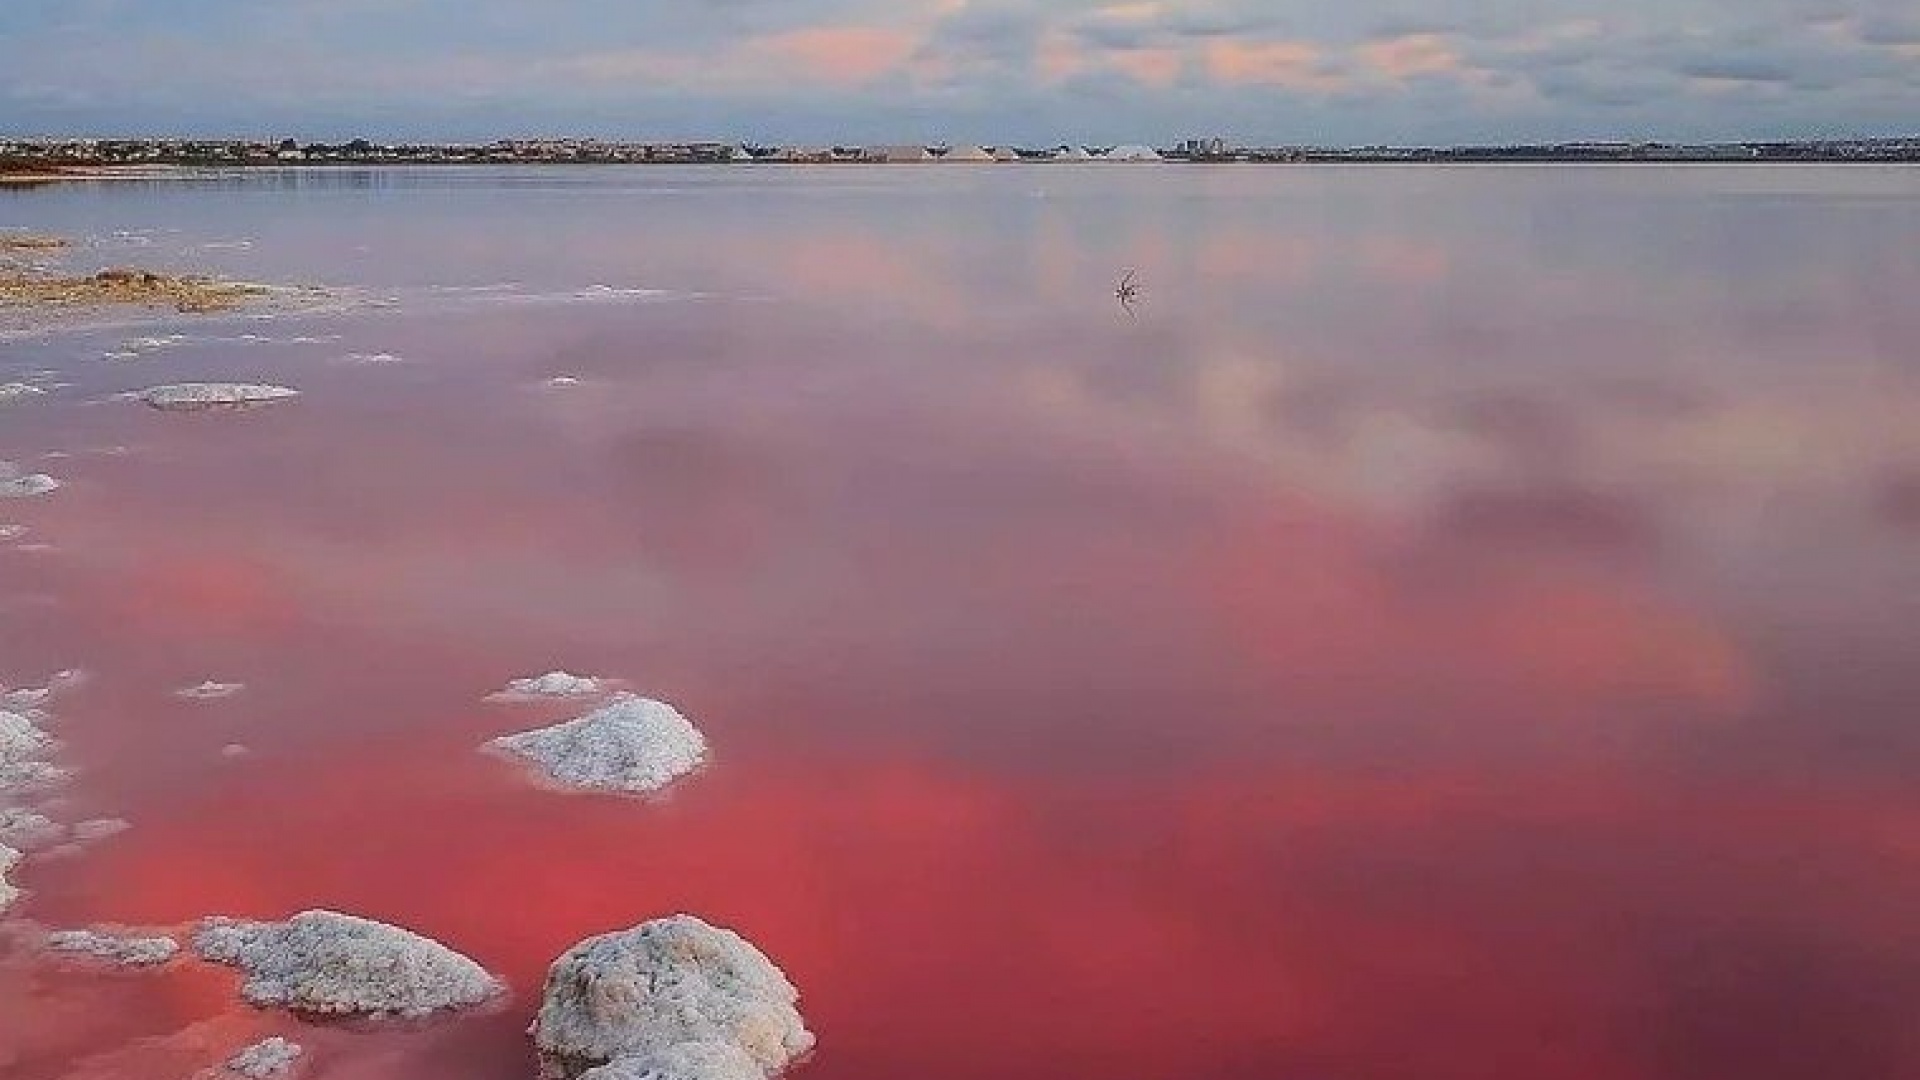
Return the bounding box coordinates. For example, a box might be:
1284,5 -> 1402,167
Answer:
3,1 -> 1917,145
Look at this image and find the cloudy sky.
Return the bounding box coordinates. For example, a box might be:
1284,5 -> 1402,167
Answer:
3,0 -> 1917,144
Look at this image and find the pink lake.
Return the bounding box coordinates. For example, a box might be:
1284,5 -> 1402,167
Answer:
2,165 -> 1919,1080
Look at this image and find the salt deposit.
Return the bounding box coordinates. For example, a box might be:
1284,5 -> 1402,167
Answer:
487,693 -> 707,794
577,1043 -> 766,1080
0,708 -> 62,790
0,473 -> 60,499
531,915 -> 813,1080
71,818 -> 130,844
225,1037 -> 303,1079
0,808 -> 62,849
194,910 -> 501,1017
46,928 -> 180,966
0,843 -> 19,912
177,680 -> 246,701
490,671 -> 608,700
137,383 -> 300,411
0,382 -> 47,400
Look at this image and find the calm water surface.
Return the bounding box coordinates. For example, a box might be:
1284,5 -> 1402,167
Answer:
2,166 -> 1919,1080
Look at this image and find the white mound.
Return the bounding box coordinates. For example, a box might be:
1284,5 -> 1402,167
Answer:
226,1037 -> 304,1079
488,694 -> 706,794
532,915 -> 813,1080
194,910 -> 502,1017
47,928 -> 180,966
578,1042 -> 765,1080
138,383 -> 300,411
491,671 -> 607,700
0,382 -> 48,400
0,708 -> 62,791
0,473 -> 60,499
177,680 -> 245,701
0,808 -> 62,849
0,843 -> 20,912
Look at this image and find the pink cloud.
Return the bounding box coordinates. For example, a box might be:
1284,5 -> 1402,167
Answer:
1357,33 -> 1464,80
750,25 -> 919,85
1204,39 -> 1344,92
1109,46 -> 1184,89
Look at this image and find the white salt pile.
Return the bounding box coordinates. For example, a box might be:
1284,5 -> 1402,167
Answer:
577,1043 -> 766,1080
546,376 -> 583,388
194,910 -> 502,1017
0,466 -> 60,499
0,708 -> 62,791
0,382 -> 48,400
0,843 -> 20,912
46,928 -> 180,966
487,694 -> 707,794
225,1037 -> 304,1079
0,808 -> 62,849
490,671 -> 608,700
532,915 -> 813,1080
137,383 -> 300,411
177,680 -> 245,701
221,743 -> 252,758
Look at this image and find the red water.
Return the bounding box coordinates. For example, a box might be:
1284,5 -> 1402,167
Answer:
3,167 -> 1919,1080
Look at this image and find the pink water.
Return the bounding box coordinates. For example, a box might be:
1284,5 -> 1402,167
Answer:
3,166 -> 1919,1080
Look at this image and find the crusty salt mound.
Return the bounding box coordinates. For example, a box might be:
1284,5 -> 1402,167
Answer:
577,1043 -> 766,1080
193,910 -> 501,1017
488,694 -> 707,794
0,472 -> 59,499
226,1036 -> 303,1079
532,915 -> 813,1080
47,928 -> 180,966
137,383 -> 300,411
176,680 -> 245,701
490,671 -> 608,701
0,708 -> 62,791
0,843 -> 20,912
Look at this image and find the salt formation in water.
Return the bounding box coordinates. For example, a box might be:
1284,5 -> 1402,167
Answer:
0,808 -> 61,848
532,915 -> 813,1080
0,382 -> 48,400
0,843 -> 20,912
576,1043 -> 766,1080
137,383 -> 300,411
0,708 -> 62,791
194,910 -> 501,1017
0,463 -> 60,499
488,694 -> 707,794
491,671 -> 608,700
70,817 -> 130,844
225,1036 -> 304,1079
47,927 -> 181,966
177,680 -> 246,701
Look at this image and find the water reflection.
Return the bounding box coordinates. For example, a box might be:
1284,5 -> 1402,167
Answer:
1,166 -> 1918,1080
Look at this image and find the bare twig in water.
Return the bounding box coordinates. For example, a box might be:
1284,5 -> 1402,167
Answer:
1115,268 -> 1140,315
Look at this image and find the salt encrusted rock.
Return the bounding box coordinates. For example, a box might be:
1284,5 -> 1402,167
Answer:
0,843 -> 20,912
194,910 -> 501,1017
137,383 -> 300,411
225,1036 -> 304,1079
532,915 -> 813,1080
491,671 -> 607,700
578,1043 -> 765,1080
489,694 -> 706,795
0,473 -> 59,498
0,708 -> 62,790
0,808 -> 63,849
46,928 -> 180,966
176,680 -> 245,701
